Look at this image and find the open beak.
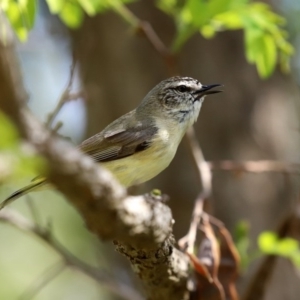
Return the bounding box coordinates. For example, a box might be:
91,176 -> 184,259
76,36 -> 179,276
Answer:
194,84 -> 223,97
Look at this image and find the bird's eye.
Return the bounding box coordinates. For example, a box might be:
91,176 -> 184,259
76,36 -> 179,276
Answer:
177,85 -> 190,93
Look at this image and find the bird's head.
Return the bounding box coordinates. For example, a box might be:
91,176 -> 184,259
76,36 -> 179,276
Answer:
138,76 -> 222,127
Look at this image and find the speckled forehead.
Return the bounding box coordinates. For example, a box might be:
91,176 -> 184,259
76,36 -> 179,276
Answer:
166,77 -> 202,88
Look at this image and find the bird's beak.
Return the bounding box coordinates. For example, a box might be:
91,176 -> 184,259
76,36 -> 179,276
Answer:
194,84 -> 223,96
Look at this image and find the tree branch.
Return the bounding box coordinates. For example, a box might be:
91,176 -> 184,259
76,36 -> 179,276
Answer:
0,21 -> 188,300
209,160 -> 300,175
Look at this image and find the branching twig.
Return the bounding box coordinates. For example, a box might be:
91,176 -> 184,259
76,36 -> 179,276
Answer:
178,127 -> 213,253
137,21 -> 178,75
45,56 -> 83,129
0,209 -> 143,300
112,4 -> 178,75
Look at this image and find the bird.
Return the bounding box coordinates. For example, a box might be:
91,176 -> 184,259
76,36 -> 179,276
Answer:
1,76 -> 222,209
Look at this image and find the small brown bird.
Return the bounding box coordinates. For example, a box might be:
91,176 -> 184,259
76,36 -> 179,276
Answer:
1,76 -> 222,209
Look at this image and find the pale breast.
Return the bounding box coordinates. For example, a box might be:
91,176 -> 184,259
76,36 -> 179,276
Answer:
101,125 -> 184,187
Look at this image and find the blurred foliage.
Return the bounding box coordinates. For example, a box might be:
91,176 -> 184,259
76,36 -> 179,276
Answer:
234,221 -> 300,272
258,231 -> 300,267
235,223 -> 300,270
157,0 -> 294,78
46,0 -> 135,28
2,0 -> 294,78
0,111 -> 45,184
1,0 -> 36,41
234,220 -> 251,270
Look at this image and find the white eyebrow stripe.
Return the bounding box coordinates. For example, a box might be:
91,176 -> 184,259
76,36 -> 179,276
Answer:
177,80 -> 200,88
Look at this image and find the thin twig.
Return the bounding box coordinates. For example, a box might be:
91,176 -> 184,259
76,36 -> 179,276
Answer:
178,127 -> 213,253
185,127 -> 212,197
137,21 -> 178,75
45,57 -> 78,129
111,4 -> 178,75
209,160 -> 300,175
0,209 -> 143,300
178,151 -> 300,253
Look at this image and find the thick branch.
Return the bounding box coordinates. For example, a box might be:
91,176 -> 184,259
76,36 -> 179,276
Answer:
0,22 -> 188,300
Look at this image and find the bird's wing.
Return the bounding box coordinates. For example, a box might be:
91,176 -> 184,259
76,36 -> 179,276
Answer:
79,114 -> 158,162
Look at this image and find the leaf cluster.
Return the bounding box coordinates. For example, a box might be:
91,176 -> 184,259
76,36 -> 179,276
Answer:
1,0 -> 36,41
158,0 -> 294,78
259,231 -> 300,267
2,0 -> 294,78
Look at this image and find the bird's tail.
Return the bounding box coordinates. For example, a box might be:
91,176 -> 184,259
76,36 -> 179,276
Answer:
0,177 -> 47,210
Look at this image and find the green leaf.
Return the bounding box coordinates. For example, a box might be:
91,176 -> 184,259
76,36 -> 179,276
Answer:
46,0 -> 138,28
77,0 -> 98,15
46,0 -> 65,13
244,27 -> 261,63
0,112 -> 46,183
291,253 -> 300,267
156,0 -> 178,16
59,2 -> 84,28
201,24 -> 216,38
26,0 -> 37,29
234,220 -> 251,270
235,220 -> 250,240
5,1 -> 28,41
0,111 -> 19,149
19,0 -> 37,29
3,0 -> 37,41
258,231 -> 300,263
172,23 -> 195,52
164,0 -> 294,78
245,32 -> 277,78
214,11 -> 243,30
277,238 -> 299,256
185,0 -> 208,27
207,0 -> 232,15
0,0 -> 10,10
259,34 -> 277,78
239,3 -> 292,77
258,231 -> 277,253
